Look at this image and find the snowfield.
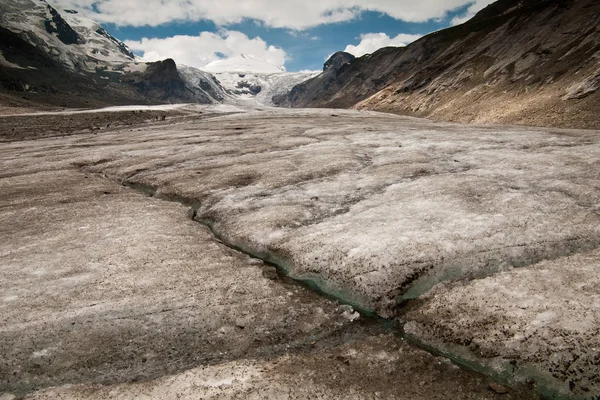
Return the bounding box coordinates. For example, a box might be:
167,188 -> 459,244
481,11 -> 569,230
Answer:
200,55 -> 318,105
0,103 -> 191,117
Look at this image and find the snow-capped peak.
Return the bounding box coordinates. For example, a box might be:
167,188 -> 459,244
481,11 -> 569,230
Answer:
202,55 -> 285,74
0,0 -> 134,72
57,7 -> 135,60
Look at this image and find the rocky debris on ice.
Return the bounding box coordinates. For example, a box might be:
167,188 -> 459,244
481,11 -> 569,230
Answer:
2,106 -> 598,398
405,247 -> 600,399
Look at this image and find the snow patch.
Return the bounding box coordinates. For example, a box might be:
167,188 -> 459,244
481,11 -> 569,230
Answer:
0,49 -> 24,69
0,104 -> 190,117
122,62 -> 148,73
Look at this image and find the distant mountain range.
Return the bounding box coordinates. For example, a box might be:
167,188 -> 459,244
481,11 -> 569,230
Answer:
0,0 -> 314,108
275,0 -> 600,129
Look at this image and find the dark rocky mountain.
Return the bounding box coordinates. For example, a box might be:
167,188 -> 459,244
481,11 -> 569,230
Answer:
0,25 -> 135,109
323,51 -> 356,72
44,4 -> 84,46
273,51 -> 355,106
120,58 -> 224,103
0,0 -> 226,108
275,0 -> 600,129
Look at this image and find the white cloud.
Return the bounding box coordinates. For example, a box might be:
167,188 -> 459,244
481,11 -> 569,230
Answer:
124,30 -> 287,70
298,69 -> 321,74
451,0 -> 494,25
53,0 -> 496,29
344,33 -> 423,57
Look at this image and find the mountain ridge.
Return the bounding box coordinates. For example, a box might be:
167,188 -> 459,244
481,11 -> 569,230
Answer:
0,0 -> 314,108
275,0 -> 600,129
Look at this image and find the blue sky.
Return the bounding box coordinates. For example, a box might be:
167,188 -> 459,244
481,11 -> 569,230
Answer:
105,8 -> 471,71
55,0 -> 493,72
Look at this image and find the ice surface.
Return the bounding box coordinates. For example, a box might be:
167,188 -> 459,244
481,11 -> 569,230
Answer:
208,70 -> 318,105
406,248 -> 600,398
2,107 -> 599,397
199,55 -> 317,105
37,107 -> 597,319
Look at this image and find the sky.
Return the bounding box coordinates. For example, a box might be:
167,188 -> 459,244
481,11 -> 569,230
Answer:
53,0 -> 496,72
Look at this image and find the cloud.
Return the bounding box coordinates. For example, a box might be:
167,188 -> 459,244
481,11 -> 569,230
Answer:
298,69 -> 321,74
53,0 -> 496,29
344,33 -> 423,57
451,0 -> 494,25
124,30 -> 287,70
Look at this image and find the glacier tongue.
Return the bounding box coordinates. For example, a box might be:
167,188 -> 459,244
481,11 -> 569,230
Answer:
206,70 -> 317,106
196,54 -> 318,106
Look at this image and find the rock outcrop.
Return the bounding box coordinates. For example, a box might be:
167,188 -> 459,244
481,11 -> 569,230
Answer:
273,51 -> 356,106
120,59 -> 213,104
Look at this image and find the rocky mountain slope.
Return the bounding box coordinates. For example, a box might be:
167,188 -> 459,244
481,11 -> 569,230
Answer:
0,1 -> 315,109
0,0 -> 227,107
0,0 -> 134,72
276,0 -> 600,129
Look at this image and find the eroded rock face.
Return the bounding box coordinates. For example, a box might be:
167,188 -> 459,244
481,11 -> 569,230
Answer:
564,67 -> 600,100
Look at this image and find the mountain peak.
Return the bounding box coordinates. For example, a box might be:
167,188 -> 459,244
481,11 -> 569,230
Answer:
323,52 -> 355,72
